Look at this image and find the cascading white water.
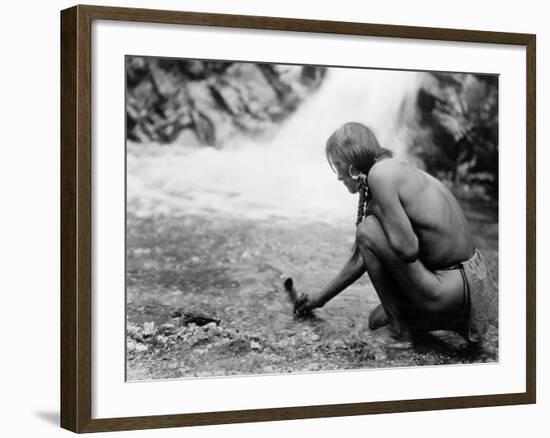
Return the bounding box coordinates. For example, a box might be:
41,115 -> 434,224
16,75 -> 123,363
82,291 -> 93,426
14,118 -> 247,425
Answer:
127,68 -> 425,223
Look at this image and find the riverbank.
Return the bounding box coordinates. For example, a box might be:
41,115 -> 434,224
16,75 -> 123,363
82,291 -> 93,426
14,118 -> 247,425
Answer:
126,203 -> 498,381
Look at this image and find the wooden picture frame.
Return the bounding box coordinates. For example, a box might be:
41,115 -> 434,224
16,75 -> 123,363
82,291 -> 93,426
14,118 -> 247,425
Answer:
61,4 -> 536,433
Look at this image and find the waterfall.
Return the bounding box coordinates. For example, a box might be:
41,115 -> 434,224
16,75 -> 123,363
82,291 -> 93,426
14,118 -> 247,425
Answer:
127,68 -> 425,223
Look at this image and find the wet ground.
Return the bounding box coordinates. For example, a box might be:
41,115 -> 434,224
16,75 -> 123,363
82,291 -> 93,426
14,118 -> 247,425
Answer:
126,198 -> 499,381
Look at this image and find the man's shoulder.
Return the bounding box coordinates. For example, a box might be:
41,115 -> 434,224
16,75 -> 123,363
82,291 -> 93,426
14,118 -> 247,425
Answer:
368,158 -> 411,187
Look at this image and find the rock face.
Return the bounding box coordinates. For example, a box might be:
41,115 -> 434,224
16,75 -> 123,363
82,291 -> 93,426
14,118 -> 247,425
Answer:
127,60 -> 498,199
413,73 -> 499,198
126,57 -> 326,147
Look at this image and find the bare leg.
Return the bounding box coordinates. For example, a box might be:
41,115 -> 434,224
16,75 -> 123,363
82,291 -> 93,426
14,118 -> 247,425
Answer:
356,215 -> 465,334
358,244 -> 411,338
368,304 -> 388,330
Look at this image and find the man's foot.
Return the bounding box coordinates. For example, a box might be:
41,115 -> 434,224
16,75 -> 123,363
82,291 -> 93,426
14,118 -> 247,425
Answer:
376,326 -> 414,350
369,304 -> 414,347
368,304 -> 389,330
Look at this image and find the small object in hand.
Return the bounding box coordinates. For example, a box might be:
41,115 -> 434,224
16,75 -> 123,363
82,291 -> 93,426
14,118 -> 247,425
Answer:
283,277 -> 310,316
283,278 -> 298,304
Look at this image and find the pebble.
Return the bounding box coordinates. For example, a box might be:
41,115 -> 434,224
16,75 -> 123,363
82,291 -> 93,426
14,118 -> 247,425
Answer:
224,328 -> 238,338
375,353 -> 388,361
127,324 -> 140,336
205,322 -> 218,331
332,340 -> 345,349
306,362 -> 321,371
135,343 -> 148,352
143,321 -> 155,336
311,334 -> 320,342
250,341 -> 262,351
263,366 -> 274,373
268,354 -> 283,363
161,323 -> 176,335
170,310 -> 182,318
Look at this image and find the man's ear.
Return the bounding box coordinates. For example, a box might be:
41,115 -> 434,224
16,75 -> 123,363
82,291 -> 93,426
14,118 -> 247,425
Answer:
349,165 -> 367,180
348,164 -> 360,179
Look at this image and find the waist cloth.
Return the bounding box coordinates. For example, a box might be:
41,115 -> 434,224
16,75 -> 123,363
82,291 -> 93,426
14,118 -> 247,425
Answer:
446,249 -> 492,344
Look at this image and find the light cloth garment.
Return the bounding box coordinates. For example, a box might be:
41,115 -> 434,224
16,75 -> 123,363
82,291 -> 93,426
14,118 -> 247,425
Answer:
457,249 -> 492,343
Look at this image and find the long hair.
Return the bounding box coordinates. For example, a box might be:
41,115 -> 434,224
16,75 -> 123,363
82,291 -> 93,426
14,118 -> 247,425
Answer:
325,122 -> 393,227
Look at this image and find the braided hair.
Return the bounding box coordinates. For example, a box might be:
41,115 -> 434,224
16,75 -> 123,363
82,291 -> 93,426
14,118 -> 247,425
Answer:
355,178 -> 368,227
351,177 -> 371,257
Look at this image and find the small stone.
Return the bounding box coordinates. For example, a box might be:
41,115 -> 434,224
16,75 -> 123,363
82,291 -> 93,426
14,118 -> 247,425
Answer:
306,362 -> 321,371
333,340 -> 345,349
170,310 -> 182,318
224,328 -> 238,338
127,323 -> 140,336
143,321 -> 155,336
263,366 -> 274,373
127,340 -> 136,352
375,352 -> 388,361
135,343 -> 148,353
311,334 -> 320,342
161,323 -> 176,335
268,354 -> 283,363
250,341 -> 262,351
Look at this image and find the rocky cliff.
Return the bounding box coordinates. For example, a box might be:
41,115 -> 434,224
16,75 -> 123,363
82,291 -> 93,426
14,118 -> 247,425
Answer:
126,57 -> 326,147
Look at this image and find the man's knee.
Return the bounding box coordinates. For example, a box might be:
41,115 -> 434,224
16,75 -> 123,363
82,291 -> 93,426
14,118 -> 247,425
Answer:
356,215 -> 384,250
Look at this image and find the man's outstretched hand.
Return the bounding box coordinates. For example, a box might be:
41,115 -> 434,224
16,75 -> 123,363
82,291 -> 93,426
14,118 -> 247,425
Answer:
283,277 -> 322,316
294,293 -> 322,316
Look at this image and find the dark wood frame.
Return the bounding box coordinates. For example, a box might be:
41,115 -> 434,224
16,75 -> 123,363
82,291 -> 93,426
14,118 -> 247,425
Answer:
61,4 -> 536,433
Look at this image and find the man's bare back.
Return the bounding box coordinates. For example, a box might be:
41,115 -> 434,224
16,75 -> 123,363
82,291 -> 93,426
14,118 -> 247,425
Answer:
294,122 -> 491,344
366,158 -> 474,270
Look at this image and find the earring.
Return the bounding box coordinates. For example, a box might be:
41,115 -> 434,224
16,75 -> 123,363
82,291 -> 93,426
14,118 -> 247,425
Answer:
349,165 -> 366,183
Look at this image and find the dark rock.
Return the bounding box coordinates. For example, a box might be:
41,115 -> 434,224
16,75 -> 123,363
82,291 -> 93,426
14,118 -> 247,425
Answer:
126,57 -> 326,146
170,310 -> 182,318
160,323 -> 176,335
175,310 -> 220,327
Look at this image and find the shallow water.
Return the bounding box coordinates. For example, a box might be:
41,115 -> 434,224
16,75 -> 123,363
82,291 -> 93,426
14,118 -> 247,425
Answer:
126,203 -> 498,380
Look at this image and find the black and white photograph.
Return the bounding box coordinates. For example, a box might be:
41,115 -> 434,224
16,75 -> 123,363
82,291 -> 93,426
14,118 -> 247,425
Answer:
125,56 -> 499,381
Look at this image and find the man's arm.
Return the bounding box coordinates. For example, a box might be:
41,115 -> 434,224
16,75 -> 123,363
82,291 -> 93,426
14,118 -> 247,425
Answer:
368,162 -> 419,263
317,248 -> 366,306
295,249 -> 366,313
